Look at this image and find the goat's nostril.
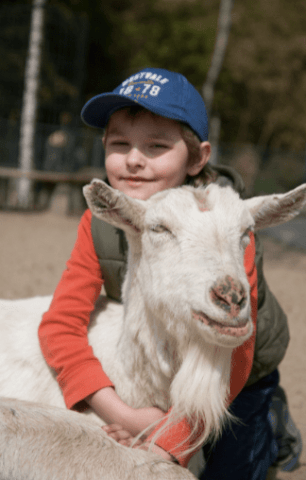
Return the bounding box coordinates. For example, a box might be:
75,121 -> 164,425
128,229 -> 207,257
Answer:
210,290 -> 231,312
231,290 -> 247,307
210,276 -> 247,315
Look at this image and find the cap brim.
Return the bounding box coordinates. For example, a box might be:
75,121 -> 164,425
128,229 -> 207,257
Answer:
81,93 -> 142,129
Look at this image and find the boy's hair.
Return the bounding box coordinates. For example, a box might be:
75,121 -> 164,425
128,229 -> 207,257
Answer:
103,105 -> 217,187
179,124 -> 217,187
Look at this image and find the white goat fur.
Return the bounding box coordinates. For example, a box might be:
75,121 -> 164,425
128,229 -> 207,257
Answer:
0,181 -> 305,478
0,396 -> 195,480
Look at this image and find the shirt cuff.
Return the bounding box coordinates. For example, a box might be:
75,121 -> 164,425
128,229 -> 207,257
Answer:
60,361 -> 115,411
146,415 -> 200,468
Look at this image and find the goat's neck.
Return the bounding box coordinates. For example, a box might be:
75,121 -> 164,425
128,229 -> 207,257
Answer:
121,287 -> 177,378
119,240 -> 233,432
119,241 -> 178,386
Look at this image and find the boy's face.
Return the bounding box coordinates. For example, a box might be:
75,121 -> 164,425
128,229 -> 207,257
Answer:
103,109 -> 195,200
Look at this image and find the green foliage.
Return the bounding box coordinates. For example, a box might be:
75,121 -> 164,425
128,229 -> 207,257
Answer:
0,2 -> 87,123
1,0 -> 306,151
115,0 -> 218,90
86,0 -> 306,151
215,0 -> 306,150
0,4 -> 31,115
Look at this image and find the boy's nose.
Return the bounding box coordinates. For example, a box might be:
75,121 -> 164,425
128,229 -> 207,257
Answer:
126,147 -> 145,169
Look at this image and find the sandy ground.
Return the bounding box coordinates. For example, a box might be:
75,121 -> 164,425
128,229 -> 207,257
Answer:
0,194 -> 305,479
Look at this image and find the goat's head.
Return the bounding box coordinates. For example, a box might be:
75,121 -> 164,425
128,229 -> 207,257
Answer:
84,180 -> 306,349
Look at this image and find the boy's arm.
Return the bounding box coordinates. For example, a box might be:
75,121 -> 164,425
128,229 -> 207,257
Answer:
38,210 -> 168,437
246,233 -> 289,386
86,387 -> 167,437
39,214 -> 257,466
38,209 -> 115,410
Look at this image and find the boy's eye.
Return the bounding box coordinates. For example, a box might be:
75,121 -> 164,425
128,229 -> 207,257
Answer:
150,144 -> 168,149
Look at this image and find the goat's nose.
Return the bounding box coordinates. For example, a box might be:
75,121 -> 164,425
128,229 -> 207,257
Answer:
210,275 -> 247,318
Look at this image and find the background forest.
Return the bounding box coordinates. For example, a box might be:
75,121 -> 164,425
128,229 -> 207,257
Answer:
1,0 -> 306,197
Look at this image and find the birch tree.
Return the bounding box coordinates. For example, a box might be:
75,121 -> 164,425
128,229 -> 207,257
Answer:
202,0 -> 234,164
202,0 -> 234,118
17,0 -> 46,207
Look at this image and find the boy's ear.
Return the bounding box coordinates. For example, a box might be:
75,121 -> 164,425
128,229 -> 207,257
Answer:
187,141 -> 211,176
83,179 -> 146,234
244,183 -> 306,230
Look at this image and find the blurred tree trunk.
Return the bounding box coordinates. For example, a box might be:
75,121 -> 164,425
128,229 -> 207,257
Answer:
17,0 -> 46,208
202,0 -> 234,164
202,0 -> 234,118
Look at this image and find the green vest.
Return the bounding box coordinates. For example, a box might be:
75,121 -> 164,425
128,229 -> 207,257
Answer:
91,217 -> 128,302
90,165 -> 289,385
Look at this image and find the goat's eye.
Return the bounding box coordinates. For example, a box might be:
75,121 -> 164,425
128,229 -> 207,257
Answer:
150,224 -> 171,234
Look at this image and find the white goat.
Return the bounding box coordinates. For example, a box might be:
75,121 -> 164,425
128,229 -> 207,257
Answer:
0,397 -> 195,480
0,180 -> 305,480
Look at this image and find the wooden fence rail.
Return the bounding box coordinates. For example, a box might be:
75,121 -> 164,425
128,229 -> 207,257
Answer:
0,166 -> 106,214
0,166 -> 106,184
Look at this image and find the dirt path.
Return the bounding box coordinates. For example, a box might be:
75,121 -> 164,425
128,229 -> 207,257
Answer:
0,208 -> 305,478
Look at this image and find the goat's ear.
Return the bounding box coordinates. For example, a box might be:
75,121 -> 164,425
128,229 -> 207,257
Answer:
244,183 -> 306,230
83,179 -> 146,234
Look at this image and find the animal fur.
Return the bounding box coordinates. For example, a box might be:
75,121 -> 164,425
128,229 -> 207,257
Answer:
0,180 -> 305,478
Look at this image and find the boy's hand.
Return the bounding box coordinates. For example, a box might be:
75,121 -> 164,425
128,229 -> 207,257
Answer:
128,406 -> 166,437
87,387 -> 166,437
102,424 -> 142,446
102,424 -> 174,462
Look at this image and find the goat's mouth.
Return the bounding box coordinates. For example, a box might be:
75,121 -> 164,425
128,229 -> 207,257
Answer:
192,310 -> 250,337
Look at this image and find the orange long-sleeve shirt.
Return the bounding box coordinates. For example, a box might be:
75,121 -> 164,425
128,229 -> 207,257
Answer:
39,208 -> 257,467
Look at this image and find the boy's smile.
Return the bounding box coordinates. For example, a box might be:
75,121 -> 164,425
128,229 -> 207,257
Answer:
103,109 -> 198,200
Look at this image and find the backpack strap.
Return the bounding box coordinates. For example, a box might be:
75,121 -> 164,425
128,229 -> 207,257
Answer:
91,215 -> 127,302
212,164 -> 246,197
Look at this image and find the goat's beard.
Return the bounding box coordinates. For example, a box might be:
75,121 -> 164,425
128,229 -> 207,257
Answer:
149,340 -> 233,457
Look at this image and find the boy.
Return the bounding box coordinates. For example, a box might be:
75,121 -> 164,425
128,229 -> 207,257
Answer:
39,67 -> 301,479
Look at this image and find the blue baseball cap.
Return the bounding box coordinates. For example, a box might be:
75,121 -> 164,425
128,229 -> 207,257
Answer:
81,67 -> 208,141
